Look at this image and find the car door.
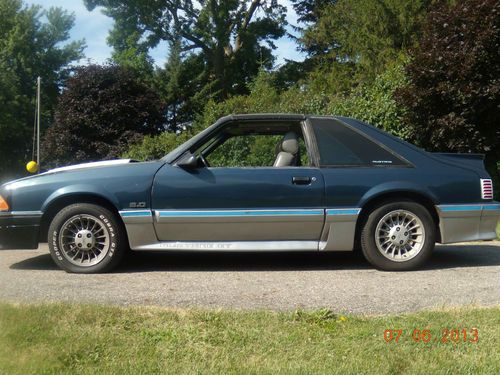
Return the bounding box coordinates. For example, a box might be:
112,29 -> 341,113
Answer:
151,166 -> 324,248
151,122 -> 325,250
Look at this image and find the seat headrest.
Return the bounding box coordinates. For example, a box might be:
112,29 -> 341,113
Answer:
280,131 -> 299,154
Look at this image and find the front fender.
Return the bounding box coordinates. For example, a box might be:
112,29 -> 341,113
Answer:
41,184 -> 120,213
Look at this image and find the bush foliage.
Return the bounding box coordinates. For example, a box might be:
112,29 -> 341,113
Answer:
396,0 -> 500,193
42,65 -> 164,167
127,60 -> 409,162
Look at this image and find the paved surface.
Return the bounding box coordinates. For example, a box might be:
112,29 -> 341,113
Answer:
0,242 -> 499,314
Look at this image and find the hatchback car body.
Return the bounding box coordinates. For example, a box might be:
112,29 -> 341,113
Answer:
0,114 -> 498,272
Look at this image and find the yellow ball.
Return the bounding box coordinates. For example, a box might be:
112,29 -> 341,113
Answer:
26,161 -> 39,173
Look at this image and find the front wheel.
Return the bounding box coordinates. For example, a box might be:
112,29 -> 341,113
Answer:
48,203 -> 126,273
360,201 -> 436,271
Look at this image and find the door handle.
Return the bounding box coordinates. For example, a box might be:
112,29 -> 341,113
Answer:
292,176 -> 312,185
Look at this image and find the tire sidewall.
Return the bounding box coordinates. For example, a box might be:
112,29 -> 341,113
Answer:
361,201 -> 435,271
48,203 -> 124,273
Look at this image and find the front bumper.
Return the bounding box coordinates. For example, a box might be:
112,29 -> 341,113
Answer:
436,203 -> 500,243
0,211 -> 42,249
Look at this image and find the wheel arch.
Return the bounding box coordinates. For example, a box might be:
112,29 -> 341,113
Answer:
39,192 -> 124,243
355,190 -> 441,246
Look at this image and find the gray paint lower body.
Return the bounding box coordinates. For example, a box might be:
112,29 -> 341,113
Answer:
120,208 -> 360,252
119,203 -> 500,251
436,204 -> 500,243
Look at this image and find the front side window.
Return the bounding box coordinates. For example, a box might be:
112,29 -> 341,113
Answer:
207,134 -> 280,167
194,121 -> 309,168
311,118 -> 407,167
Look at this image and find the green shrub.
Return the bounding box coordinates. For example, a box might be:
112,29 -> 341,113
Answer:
196,62 -> 409,133
328,58 -> 410,139
123,131 -> 191,161
124,62 -> 410,163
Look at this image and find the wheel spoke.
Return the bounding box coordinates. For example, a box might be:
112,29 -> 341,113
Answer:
58,214 -> 111,267
374,209 -> 426,263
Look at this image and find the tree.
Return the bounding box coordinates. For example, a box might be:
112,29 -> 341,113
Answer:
293,0 -> 434,92
123,60 -> 411,164
158,40 -> 184,131
291,0 -> 337,55
0,0 -> 84,181
292,0 -> 333,24
152,39 -> 200,132
85,0 -> 287,100
42,65 -> 164,167
329,58 -> 410,138
109,28 -> 155,80
396,0 -> 499,189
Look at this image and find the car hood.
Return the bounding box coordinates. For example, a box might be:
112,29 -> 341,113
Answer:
1,159 -> 164,191
43,159 -> 134,174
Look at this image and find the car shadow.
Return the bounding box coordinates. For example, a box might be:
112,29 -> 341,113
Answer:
9,242 -> 500,273
9,253 -> 60,271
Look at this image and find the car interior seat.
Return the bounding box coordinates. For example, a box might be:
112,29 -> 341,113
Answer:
274,131 -> 299,167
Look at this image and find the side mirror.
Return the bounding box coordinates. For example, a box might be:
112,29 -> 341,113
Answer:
176,152 -> 199,169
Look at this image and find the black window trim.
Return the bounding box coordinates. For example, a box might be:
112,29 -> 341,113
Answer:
308,116 -> 414,169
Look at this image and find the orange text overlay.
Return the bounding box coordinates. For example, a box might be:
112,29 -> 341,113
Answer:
383,328 -> 479,343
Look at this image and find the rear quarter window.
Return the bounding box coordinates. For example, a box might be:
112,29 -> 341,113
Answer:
311,118 -> 408,167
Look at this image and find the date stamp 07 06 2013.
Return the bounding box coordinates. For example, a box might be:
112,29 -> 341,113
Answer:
384,328 -> 479,344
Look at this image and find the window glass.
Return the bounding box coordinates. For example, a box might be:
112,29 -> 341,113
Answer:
208,135 -> 280,167
201,129 -> 309,168
312,118 -> 407,167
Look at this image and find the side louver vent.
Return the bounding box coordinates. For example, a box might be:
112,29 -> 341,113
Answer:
481,179 -> 493,200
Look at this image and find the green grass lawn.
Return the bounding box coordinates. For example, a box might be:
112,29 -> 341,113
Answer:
0,303 -> 498,374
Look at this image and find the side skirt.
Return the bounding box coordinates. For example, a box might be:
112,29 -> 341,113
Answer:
319,208 -> 361,251
132,241 -> 319,252
119,208 -> 361,252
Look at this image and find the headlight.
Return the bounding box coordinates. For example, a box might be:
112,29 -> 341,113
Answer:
0,194 -> 9,211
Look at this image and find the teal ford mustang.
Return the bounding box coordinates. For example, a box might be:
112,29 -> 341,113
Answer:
1,114 -> 499,273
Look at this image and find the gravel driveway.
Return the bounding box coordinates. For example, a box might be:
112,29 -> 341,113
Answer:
1,242 -> 499,314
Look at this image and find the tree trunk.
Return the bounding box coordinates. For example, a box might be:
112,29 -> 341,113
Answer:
212,44 -> 228,99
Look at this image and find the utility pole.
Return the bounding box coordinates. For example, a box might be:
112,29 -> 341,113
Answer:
36,76 -> 41,172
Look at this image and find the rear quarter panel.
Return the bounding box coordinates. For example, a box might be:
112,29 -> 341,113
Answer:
320,117 -> 494,246
321,165 -> 481,208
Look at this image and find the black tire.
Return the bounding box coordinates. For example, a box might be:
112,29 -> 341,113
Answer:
360,200 -> 435,271
48,203 -> 126,273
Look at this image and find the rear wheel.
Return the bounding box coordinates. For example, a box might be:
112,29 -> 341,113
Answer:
360,201 -> 435,271
48,203 -> 126,273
